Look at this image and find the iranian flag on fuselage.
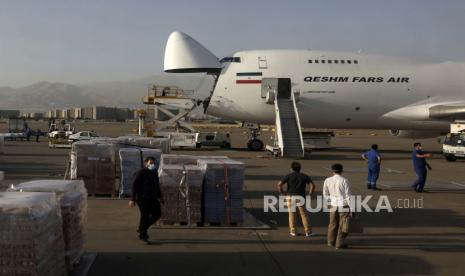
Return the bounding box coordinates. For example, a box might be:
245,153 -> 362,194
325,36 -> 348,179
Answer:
236,72 -> 262,84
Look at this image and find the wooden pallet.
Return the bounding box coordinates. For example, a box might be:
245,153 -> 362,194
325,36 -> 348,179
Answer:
87,193 -> 116,198
156,220 -> 202,227
202,221 -> 243,227
155,220 -> 243,227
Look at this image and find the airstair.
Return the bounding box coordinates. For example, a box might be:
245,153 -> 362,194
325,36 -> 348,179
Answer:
264,78 -> 305,158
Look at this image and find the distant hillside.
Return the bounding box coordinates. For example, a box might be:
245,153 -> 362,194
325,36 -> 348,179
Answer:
0,74 -> 214,112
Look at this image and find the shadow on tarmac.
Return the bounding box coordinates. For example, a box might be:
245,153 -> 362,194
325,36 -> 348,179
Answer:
87,251 -> 434,276
248,206 -> 465,229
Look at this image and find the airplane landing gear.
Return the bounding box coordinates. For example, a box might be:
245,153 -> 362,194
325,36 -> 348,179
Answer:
247,139 -> 264,151
245,125 -> 264,151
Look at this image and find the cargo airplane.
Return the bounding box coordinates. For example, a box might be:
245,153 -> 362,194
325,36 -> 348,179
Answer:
164,31 -> 465,150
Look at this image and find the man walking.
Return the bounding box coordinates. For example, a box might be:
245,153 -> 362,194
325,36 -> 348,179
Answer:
35,129 -> 41,143
411,142 -> 432,193
362,144 -> 382,190
323,163 -> 352,249
129,156 -> 164,243
26,128 -> 32,141
277,161 -> 315,237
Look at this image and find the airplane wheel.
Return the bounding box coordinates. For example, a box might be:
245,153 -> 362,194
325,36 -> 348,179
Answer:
247,139 -> 264,151
445,155 -> 457,162
221,142 -> 231,149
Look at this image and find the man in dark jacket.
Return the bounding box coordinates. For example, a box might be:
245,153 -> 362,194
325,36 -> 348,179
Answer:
129,156 -> 164,242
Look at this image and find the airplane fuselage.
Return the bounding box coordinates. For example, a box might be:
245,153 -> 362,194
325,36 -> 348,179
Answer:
207,50 -> 465,131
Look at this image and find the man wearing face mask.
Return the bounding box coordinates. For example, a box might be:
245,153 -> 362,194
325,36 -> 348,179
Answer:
129,156 -> 164,242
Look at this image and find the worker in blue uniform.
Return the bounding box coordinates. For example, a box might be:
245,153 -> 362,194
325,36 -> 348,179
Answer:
411,142 -> 432,193
362,144 -> 382,190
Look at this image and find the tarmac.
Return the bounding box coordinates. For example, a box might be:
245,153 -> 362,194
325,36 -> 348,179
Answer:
1,122 -> 465,276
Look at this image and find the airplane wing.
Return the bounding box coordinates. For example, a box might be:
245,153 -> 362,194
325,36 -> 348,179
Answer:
381,100 -> 465,122
429,104 -> 465,120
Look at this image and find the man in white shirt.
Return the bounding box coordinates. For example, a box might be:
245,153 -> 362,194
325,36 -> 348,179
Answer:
323,163 -> 352,249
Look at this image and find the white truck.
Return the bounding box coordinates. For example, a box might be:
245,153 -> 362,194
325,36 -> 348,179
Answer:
442,121 -> 465,162
156,131 -> 231,149
68,131 -> 100,142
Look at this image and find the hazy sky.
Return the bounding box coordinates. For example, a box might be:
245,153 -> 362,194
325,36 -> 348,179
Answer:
1,0 -> 465,87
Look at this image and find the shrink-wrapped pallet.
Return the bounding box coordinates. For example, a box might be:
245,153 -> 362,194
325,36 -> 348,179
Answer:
152,137 -> 171,153
160,155 -> 229,167
90,137 -> 122,167
118,148 -> 162,197
70,142 -> 115,195
198,159 -> 245,224
0,192 -> 67,276
8,180 -> 87,270
0,135 -> 4,154
158,164 -> 203,224
160,154 -> 200,166
119,148 -> 142,197
116,136 -> 170,153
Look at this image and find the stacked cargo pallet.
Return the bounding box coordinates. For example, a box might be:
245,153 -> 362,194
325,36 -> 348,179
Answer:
158,164 -> 203,224
0,135 -> 4,154
198,158 -> 245,225
119,148 -> 162,197
8,180 -> 87,270
0,192 -> 67,276
157,155 -> 244,226
119,148 -> 142,197
69,137 -> 170,196
117,136 -> 171,153
70,141 -> 116,195
160,154 -> 228,166
160,154 -> 199,166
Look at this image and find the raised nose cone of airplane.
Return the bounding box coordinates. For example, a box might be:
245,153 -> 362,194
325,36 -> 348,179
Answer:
164,31 -> 221,73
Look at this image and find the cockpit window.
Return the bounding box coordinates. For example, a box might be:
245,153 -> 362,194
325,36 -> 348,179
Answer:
444,133 -> 465,146
220,57 -> 241,63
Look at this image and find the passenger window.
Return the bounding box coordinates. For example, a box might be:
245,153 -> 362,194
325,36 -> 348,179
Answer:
340,60 -> 345,64
220,57 -> 241,63
328,60 -> 332,64
347,60 -> 352,64
354,60 -> 358,64
321,60 -> 326,64
308,60 -> 312,63
315,60 -> 319,63
334,60 -> 338,64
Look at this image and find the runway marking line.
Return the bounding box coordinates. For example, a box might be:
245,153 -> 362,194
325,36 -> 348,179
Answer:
451,181 -> 465,188
378,183 -> 393,188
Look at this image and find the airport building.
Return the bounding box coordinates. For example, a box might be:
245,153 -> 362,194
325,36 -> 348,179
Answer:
72,108 -> 82,119
0,109 -> 20,118
92,106 -> 133,121
42,106 -> 135,121
82,107 -> 94,120
62,109 -> 72,120
54,109 -> 63,119
29,112 -> 44,119
23,112 -> 45,119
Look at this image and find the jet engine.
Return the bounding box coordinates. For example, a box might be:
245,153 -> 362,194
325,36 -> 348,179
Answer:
388,129 -> 443,139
